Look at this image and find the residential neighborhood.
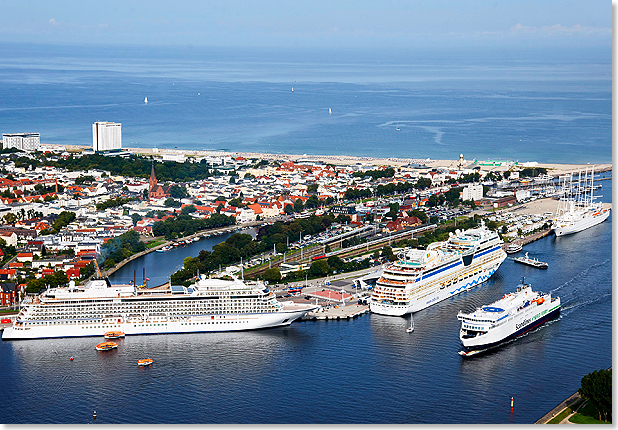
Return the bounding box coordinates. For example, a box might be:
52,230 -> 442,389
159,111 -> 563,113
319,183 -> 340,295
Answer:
0,144 -> 572,308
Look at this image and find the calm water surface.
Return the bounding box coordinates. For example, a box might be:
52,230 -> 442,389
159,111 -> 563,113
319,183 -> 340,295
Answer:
0,44 -> 611,163
0,180 -> 611,424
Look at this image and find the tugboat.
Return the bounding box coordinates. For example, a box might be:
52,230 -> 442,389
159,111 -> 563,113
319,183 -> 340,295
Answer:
513,252 -> 548,269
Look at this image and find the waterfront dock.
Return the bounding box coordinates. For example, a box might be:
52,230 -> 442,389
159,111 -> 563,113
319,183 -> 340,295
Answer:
502,228 -> 553,252
303,303 -> 369,320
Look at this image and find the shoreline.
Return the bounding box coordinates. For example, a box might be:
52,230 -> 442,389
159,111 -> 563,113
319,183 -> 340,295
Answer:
45,143 -> 612,176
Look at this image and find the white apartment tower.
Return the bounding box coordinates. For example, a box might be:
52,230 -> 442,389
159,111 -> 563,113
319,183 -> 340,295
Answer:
462,183 -> 483,202
2,133 -> 40,152
92,121 -> 122,152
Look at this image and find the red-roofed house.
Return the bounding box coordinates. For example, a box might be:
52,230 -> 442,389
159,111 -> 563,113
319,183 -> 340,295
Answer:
16,252 -> 33,263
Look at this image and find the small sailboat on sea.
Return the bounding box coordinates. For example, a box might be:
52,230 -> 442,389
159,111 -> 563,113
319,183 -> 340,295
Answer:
144,97 -> 148,104
406,314 -> 415,333
328,108 -> 332,115
291,87 -> 294,92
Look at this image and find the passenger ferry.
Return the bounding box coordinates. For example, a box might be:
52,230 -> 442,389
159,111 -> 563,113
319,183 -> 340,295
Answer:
369,221 -> 507,316
2,275 -> 317,340
457,282 -> 560,354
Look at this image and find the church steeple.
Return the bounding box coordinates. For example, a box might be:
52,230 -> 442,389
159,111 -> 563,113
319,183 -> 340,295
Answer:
148,163 -> 157,199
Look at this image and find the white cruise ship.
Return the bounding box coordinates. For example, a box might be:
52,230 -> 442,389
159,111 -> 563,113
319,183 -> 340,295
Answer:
369,221 -> 507,316
2,275 -> 317,340
552,166 -> 610,237
457,282 -> 560,354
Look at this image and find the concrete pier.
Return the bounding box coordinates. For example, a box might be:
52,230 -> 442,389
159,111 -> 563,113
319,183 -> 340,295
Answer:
303,303 -> 369,320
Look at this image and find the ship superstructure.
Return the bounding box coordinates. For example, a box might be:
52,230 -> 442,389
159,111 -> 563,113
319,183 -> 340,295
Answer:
369,221 -> 506,316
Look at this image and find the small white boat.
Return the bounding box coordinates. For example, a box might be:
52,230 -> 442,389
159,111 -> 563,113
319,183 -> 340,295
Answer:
144,97 -> 148,104
506,243 -> 522,254
406,315 -> 414,333
328,108 -> 332,114
513,252 -> 548,269
291,87 -> 294,92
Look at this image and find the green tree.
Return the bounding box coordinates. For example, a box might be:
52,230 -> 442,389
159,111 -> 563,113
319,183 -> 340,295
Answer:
308,259 -> 329,277
578,369 -> 612,422
164,198 -> 181,208
131,213 -> 143,226
228,198 -> 244,208
3,213 -> 17,224
169,184 -> 188,199
415,177 -> 433,189
181,205 -> 197,215
263,267 -> 282,284
294,198 -> 304,212
307,183 -> 319,193
305,195 -> 320,209
381,246 -> 397,262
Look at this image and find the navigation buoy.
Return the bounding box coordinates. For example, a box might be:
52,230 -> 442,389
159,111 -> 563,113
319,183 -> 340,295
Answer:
70,356 -> 74,361
93,411 -> 97,420
511,397 -> 514,410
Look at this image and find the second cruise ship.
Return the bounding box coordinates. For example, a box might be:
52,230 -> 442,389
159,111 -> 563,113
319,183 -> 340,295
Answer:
2,273 -> 318,340
369,221 -> 507,316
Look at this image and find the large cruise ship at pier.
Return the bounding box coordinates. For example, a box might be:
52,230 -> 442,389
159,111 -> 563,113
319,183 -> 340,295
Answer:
369,221 -> 507,316
552,166 -> 610,236
2,275 -> 317,340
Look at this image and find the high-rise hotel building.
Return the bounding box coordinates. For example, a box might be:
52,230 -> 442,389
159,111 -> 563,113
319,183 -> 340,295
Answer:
2,133 -> 40,152
92,121 -> 121,152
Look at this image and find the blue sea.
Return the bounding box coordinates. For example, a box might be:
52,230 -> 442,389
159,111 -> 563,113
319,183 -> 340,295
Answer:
0,43 -> 611,163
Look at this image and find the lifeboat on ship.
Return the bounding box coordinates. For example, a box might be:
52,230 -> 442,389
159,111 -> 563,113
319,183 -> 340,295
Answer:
104,331 -> 125,339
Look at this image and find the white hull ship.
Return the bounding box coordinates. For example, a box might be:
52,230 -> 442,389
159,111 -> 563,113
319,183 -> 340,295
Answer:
552,166 -> 610,237
2,275 -> 317,340
457,282 -> 560,353
369,221 -> 507,316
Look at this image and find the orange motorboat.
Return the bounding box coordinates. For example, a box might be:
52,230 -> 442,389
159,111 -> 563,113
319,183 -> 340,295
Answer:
96,341 -> 118,351
137,358 -> 153,366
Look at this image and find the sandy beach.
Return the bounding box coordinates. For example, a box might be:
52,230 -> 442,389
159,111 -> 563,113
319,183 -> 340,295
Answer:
53,143 -> 612,176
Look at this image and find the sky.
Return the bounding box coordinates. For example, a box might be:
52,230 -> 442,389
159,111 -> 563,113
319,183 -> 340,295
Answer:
0,0 -> 611,49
